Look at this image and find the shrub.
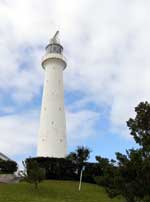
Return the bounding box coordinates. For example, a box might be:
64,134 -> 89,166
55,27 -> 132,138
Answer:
25,157 -> 78,181
83,162 -> 100,183
23,159 -> 45,189
0,159 -> 18,174
25,157 -> 100,183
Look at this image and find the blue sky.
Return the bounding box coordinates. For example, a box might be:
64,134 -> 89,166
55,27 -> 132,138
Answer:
0,0 -> 149,167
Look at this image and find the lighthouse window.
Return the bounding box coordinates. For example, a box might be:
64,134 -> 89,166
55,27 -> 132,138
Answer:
51,121 -> 54,125
46,44 -> 63,54
59,107 -> 62,111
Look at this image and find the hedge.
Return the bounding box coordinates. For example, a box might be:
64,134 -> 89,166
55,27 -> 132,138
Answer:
25,157 -> 100,183
0,159 -> 18,174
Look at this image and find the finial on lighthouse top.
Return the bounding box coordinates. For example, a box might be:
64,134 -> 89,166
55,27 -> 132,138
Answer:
50,31 -> 60,44
46,31 -> 63,54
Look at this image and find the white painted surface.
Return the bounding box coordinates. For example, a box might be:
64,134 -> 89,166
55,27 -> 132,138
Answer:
0,152 -> 10,161
37,53 -> 67,158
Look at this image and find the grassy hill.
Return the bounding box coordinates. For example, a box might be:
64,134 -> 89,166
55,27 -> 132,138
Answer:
0,180 -> 124,202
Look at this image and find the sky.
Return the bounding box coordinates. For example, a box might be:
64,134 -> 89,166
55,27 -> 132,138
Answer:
0,0 -> 150,166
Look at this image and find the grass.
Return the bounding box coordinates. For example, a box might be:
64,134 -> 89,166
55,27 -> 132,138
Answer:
0,180 -> 124,202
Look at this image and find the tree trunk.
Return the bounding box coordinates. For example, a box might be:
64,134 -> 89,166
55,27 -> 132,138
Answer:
34,181 -> 38,189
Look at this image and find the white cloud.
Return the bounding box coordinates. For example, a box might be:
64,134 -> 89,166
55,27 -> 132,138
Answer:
0,111 -> 38,157
0,0 -> 149,157
66,110 -> 99,143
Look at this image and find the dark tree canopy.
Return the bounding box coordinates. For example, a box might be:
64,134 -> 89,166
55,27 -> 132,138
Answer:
67,146 -> 91,175
95,101 -> 150,202
67,146 -> 91,164
127,101 -> 150,151
0,159 -> 17,174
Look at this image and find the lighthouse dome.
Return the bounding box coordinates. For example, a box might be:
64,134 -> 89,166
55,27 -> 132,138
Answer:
45,31 -> 63,54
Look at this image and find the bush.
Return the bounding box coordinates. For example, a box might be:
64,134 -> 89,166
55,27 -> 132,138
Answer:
23,159 -> 45,189
25,157 -> 78,181
83,162 -> 100,183
25,157 -> 100,183
0,159 -> 18,174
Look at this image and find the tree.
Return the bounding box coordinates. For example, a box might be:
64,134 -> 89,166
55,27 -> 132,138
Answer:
66,152 -> 77,164
115,102 -> 150,202
67,146 -> 91,175
95,156 -> 119,198
127,101 -> 150,153
23,159 -> 45,189
95,102 -> 150,202
0,159 -> 17,174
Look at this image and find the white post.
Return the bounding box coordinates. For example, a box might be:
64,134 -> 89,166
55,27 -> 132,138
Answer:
78,166 -> 85,191
79,170 -> 83,191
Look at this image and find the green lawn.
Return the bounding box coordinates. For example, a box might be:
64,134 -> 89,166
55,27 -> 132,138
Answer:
0,180 -> 124,202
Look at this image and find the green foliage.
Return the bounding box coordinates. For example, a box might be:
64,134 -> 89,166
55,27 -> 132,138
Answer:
95,101 -> 150,202
25,153 -> 97,184
75,146 -> 91,163
127,101 -> 150,151
0,159 -> 17,174
23,159 -> 45,189
67,146 -> 91,175
82,162 -> 100,183
95,156 -> 119,198
25,157 -> 78,181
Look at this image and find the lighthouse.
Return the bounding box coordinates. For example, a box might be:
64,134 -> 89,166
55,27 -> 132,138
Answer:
37,31 -> 67,158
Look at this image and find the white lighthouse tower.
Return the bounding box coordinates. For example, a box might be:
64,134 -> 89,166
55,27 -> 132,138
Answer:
37,31 -> 67,158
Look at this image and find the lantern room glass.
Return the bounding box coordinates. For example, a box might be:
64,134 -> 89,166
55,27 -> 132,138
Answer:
46,44 -> 63,54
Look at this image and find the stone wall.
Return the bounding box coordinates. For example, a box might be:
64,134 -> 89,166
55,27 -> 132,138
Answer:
0,174 -> 20,184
